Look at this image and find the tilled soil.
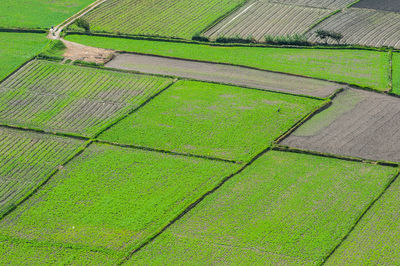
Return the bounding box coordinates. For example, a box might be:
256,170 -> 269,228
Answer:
281,88 -> 400,162
353,0 -> 400,13
63,40 -> 114,64
105,53 -> 341,98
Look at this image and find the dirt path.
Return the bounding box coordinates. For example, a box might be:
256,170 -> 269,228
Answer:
281,88 -> 400,162
105,53 -> 342,97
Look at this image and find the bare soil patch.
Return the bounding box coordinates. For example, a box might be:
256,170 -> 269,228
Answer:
62,39 -> 114,64
281,88 -> 400,162
353,0 -> 400,13
105,53 -> 341,98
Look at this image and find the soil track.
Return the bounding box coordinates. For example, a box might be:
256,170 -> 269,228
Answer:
281,88 -> 400,162
105,53 -> 341,98
353,0 -> 400,13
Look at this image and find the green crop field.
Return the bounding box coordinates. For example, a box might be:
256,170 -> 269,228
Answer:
0,60 -> 173,137
326,175 -> 400,265
0,237 -> 116,265
72,0 -> 245,39
129,151 -> 398,265
66,35 -> 390,91
392,52 -> 400,94
0,0 -> 96,29
0,32 -> 48,82
0,143 -> 239,262
99,80 -> 324,162
0,127 -> 84,218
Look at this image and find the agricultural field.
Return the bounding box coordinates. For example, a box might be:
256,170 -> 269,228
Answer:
66,35 -> 391,91
204,1 -> 332,42
392,52 -> 400,94
0,32 -> 48,82
0,0 -> 96,29
266,0 -> 358,9
308,8 -> 400,48
0,143 -> 239,262
0,237 -> 116,265
0,60 -> 173,137
99,80 -> 324,162
326,176 -> 400,265
73,0 -> 246,39
106,53 -> 341,97
0,127 -> 84,218
353,0 -> 400,13
129,151 -> 398,265
281,89 -> 400,162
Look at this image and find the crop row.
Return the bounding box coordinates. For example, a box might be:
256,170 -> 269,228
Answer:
308,8 -> 400,48
265,0 -> 357,9
0,60 -> 173,137
0,127 -> 83,217
204,1 -> 332,42
79,0 -> 245,39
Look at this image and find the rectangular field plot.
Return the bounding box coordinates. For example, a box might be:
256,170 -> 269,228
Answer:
353,0 -> 400,13
308,8 -> 400,48
76,0 -> 245,39
0,60 -> 173,137
0,0 -> 96,29
128,151 -> 397,265
99,80 -> 324,162
0,32 -> 48,82
281,89 -> 400,162
0,237 -> 116,265
0,127 -> 83,217
204,1 -> 332,42
266,0 -> 358,9
67,35 -> 390,91
392,53 -> 400,95
106,53 -> 341,98
326,175 -> 400,265
0,143 -> 239,259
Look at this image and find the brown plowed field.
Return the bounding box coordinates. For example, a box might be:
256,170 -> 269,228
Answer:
105,53 -> 341,98
353,0 -> 400,13
281,89 -> 400,162
267,0 -> 357,9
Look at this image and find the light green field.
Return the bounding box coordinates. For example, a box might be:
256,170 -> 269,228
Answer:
0,143 -> 239,261
0,32 -> 48,82
0,237 -> 116,265
128,151 -> 398,265
392,52 -> 400,95
0,0 -> 96,29
66,35 -> 390,90
0,127 -> 84,218
0,60 -> 173,137
326,175 -> 400,265
72,0 -> 245,39
99,80 -> 323,162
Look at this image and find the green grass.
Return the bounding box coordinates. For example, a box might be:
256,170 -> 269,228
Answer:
0,143 -> 239,261
0,0 -> 96,29
99,80 -> 323,162
392,52 -> 400,95
67,35 -> 390,90
0,127 -> 84,218
326,174 -> 400,265
38,40 -> 66,60
128,151 -> 398,265
72,0 -> 245,39
0,60 -> 173,137
0,32 -> 48,82
0,236 -> 116,265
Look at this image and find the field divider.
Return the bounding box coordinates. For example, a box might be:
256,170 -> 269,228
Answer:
0,124 -> 90,141
118,146 -> 273,265
92,80 -> 178,139
0,28 -> 47,34
272,144 -> 399,168
388,49 -> 393,92
94,140 -> 241,165
0,140 -> 94,220
321,169 -> 400,264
